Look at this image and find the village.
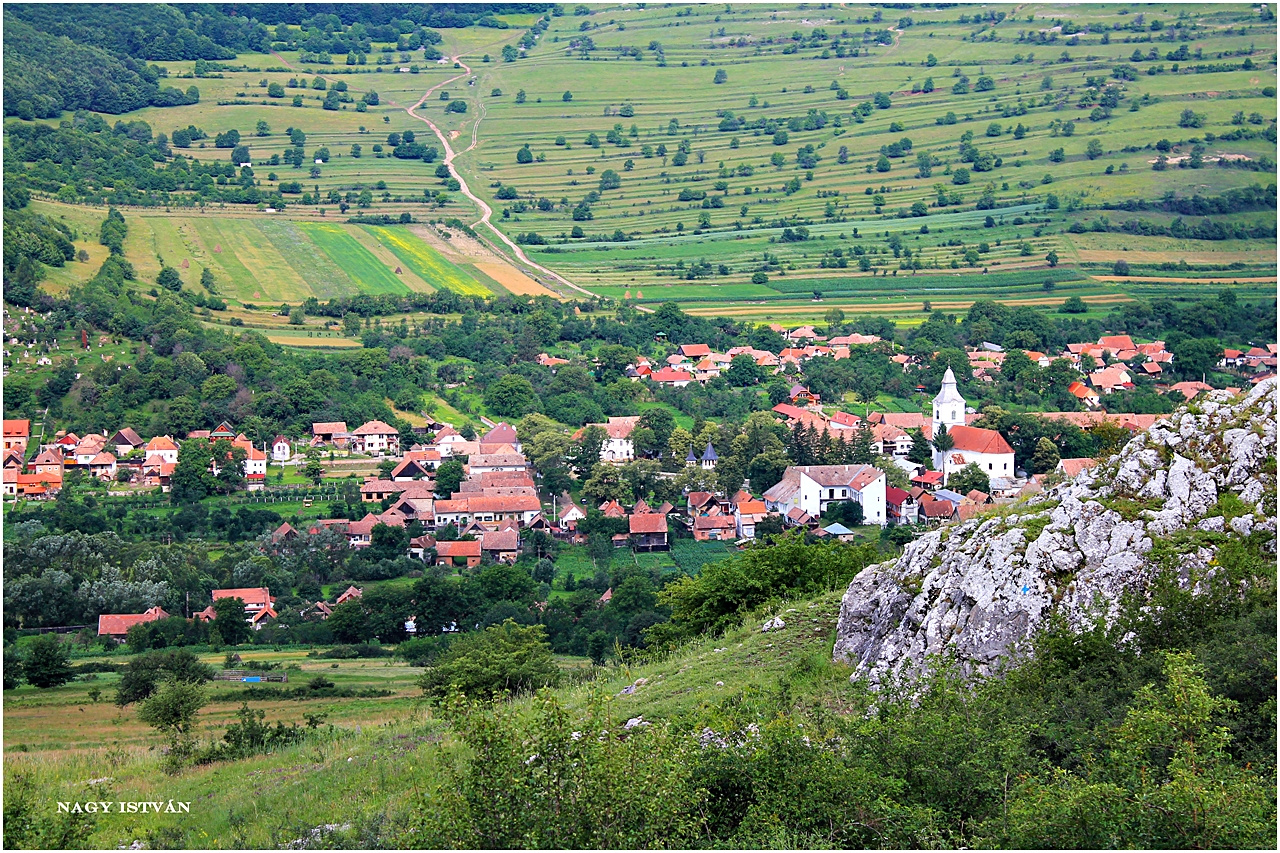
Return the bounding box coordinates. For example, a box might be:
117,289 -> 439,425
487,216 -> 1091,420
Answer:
4,321 -> 1274,503
6,321 -> 1275,642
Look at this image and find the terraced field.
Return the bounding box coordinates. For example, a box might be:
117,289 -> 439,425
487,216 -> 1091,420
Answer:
14,3 -> 1275,327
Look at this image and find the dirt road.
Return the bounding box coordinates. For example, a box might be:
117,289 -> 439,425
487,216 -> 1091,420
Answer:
406,58 -> 599,300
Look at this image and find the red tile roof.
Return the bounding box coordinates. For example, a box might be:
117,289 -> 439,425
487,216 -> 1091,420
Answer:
3,419 -> 30,438
629,513 -> 669,534
97,607 -> 168,636
1057,457 -> 1100,477
436,539 -> 482,558
212,587 -> 273,608
481,528 -> 520,552
1098,335 -> 1136,352
946,425 -> 1014,455
352,420 -> 398,436
650,367 -> 693,383
919,498 -> 956,518
1167,381 -> 1213,400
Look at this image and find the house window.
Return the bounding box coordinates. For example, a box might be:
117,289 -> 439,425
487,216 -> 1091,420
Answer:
952,409 -> 957,421
828,488 -> 835,499
988,464 -> 993,471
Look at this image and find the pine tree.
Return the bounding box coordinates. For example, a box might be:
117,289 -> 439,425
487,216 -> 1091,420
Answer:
851,421 -> 875,464
907,428 -> 933,465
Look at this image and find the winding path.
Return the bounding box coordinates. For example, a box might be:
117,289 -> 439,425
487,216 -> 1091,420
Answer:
406,58 -> 598,299
271,51 -> 597,300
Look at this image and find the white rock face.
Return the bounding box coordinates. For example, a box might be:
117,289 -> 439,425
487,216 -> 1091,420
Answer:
834,379 -> 1277,686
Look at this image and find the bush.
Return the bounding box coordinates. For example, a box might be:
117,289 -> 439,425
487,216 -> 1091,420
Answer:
661,533 -> 881,635
418,620 -> 558,700
21,635 -> 72,689
396,635 -> 455,666
115,649 -> 213,706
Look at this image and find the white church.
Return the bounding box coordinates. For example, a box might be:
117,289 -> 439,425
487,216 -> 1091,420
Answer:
930,367 -> 1016,485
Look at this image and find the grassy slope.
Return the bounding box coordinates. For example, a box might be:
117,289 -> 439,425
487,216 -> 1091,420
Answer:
3,589 -> 846,849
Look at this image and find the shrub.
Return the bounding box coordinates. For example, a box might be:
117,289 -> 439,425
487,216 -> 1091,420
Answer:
20,635 -> 72,689
418,620 -> 558,700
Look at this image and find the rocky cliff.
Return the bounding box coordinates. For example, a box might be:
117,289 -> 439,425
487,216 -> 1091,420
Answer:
833,378 -> 1277,685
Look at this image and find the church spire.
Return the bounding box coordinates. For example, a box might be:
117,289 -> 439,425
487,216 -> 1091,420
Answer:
932,367 -> 966,436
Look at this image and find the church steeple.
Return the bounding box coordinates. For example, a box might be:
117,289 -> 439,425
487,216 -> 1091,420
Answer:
932,367 -> 966,437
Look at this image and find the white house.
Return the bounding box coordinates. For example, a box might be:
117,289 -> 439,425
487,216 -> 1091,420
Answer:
144,435 -> 180,465
556,492 -> 586,526
241,444 -> 268,487
431,425 -> 468,457
271,435 -> 292,463
762,463 -> 888,527
734,499 -> 769,540
351,420 -> 400,456
598,416 -> 639,463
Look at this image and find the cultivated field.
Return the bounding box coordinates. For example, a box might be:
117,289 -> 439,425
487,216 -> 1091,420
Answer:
15,3 -> 1277,330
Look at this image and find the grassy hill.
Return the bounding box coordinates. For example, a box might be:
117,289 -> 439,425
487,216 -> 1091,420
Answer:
2,588 -> 849,849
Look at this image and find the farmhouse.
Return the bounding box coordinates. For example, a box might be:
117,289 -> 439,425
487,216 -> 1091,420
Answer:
109,428 -> 145,456
431,494 -> 542,527
144,435 -> 180,465
734,499 -> 769,540
482,422 -> 521,452
693,514 -> 737,541
311,421 -> 349,447
98,606 -> 170,641
629,511 -> 669,551
650,367 -> 693,387
30,448 -> 64,477
350,420 -> 400,455
1057,457 -> 1101,478
336,585 -> 363,605
435,539 -> 482,568
467,452 -> 530,476
480,528 -> 520,563
885,486 -> 919,526
576,415 -> 641,463
211,587 -> 274,614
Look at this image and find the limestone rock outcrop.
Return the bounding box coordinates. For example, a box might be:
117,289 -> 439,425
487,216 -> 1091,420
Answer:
833,379 -> 1276,685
